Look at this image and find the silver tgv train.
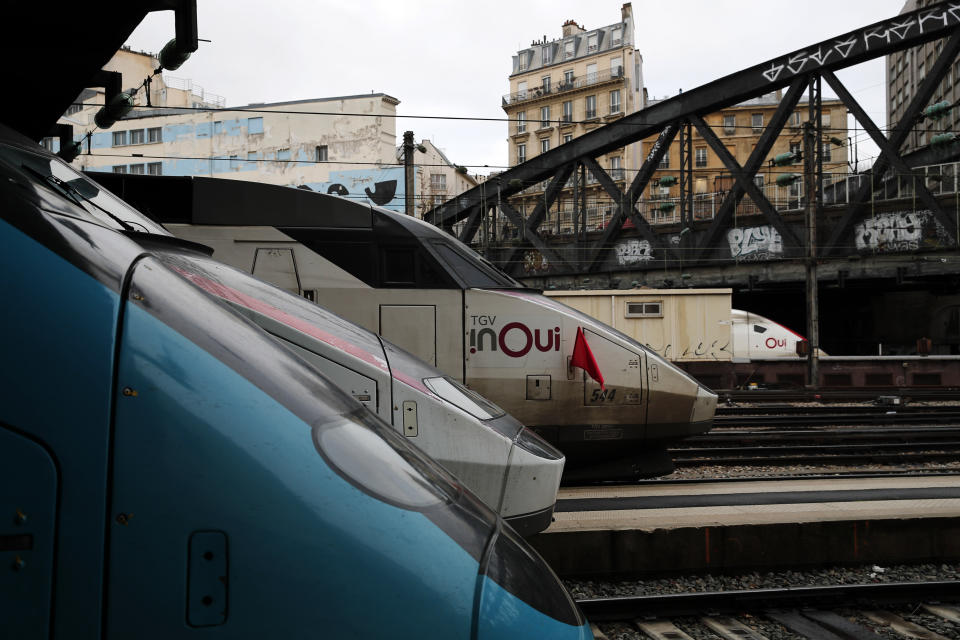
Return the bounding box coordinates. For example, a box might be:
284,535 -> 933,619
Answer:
93,174 -> 717,478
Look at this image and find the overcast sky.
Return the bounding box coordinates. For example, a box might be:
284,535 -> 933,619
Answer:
124,0 -> 908,175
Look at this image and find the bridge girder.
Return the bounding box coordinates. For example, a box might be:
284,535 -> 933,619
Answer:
428,1 -> 960,279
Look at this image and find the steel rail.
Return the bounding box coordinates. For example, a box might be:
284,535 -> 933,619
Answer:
577,581 -> 960,622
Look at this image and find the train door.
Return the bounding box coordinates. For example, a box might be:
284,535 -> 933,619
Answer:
380,305 -> 437,366
580,329 -> 645,409
0,428 -> 57,639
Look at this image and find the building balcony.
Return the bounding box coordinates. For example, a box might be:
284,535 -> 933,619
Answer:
502,67 -> 626,107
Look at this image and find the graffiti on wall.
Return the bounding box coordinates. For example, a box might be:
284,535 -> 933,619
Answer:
643,340 -> 731,361
615,239 -> 654,265
855,210 -> 949,252
727,225 -> 783,261
305,167 -> 406,211
523,251 -> 549,273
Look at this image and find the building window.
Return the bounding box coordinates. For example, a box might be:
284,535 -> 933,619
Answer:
541,75 -> 551,93
610,57 -> 623,78
229,155 -> 240,169
316,145 -> 328,162
822,113 -> 831,128
751,113 -> 763,133
517,80 -> 527,99
517,111 -> 526,133
610,89 -> 621,114
587,33 -> 598,53
611,26 -> 622,46
40,137 -> 55,151
213,121 -> 223,135
564,39 -> 575,60
517,143 -> 526,164
753,174 -> 764,188
562,101 -> 573,122
113,165 -> 127,174
563,133 -> 573,144
147,127 -> 162,143
659,152 -> 670,168
723,115 -> 736,134
586,63 -> 598,83
430,173 -> 446,191
518,52 -> 528,71
610,156 -> 623,180
247,151 -> 258,162
541,138 -> 550,154
625,301 -> 662,318
147,162 -> 162,175
540,105 -> 550,128
248,117 -> 264,134
130,164 -> 145,174
112,131 -> 127,146
695,147 -> 707,167
790,112 -> 801,127
542,45 -> 552,66
790,141 -> 802,163
585,95 -> 597,119
564,69 -> 574,85
277,148 -> 290,161
822,142 -> 832,162
130,129 -> 144,145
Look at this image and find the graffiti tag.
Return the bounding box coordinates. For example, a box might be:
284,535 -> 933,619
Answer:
523,250 -> 549,273
854,210 -> 944,252
727,225 -> 783,261
615,239 -> 654,265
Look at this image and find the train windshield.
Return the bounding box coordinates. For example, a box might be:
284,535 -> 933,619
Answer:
0,143 -> 168,235
427,238 -> 523,289
423,376 -> 507,420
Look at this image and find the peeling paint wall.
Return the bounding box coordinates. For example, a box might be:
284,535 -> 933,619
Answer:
72,93 -> 406,209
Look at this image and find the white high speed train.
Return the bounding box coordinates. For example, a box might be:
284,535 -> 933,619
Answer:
93,174 -> 718,479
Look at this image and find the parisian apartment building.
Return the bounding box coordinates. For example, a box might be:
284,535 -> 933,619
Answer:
639,91 -> 850,222
501,3 -> 644,233
52,47 -> 471,215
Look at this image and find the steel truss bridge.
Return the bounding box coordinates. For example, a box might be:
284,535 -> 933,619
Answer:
426,2 -> 960,287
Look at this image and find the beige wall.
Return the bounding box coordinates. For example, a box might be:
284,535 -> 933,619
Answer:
545,288 -> 733,362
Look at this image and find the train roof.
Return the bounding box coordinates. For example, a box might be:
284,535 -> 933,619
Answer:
90,173 -> 526,290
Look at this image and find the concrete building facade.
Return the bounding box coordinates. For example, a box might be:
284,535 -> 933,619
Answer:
886,0 -> 960,155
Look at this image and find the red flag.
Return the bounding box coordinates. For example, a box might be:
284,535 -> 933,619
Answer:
570,327 -> 604,389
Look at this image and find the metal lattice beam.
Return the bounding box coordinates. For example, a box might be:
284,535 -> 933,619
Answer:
428,1 -> 960,231
691,77 -> 808,263
822,28 -> 960,255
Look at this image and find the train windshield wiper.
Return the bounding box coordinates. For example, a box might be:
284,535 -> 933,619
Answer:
20,163 -> 140,232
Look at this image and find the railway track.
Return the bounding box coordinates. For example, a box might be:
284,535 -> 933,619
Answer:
580,581 -> 960,639
715,405 -> 960,427
671,443 -> 960,467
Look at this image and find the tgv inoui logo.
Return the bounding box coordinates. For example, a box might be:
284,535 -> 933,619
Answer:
469,315 -> 560,358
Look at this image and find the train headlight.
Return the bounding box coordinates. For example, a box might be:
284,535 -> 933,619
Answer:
515,427 -> 564,460
690,385 -> 717,424
313,409 -> 460,510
